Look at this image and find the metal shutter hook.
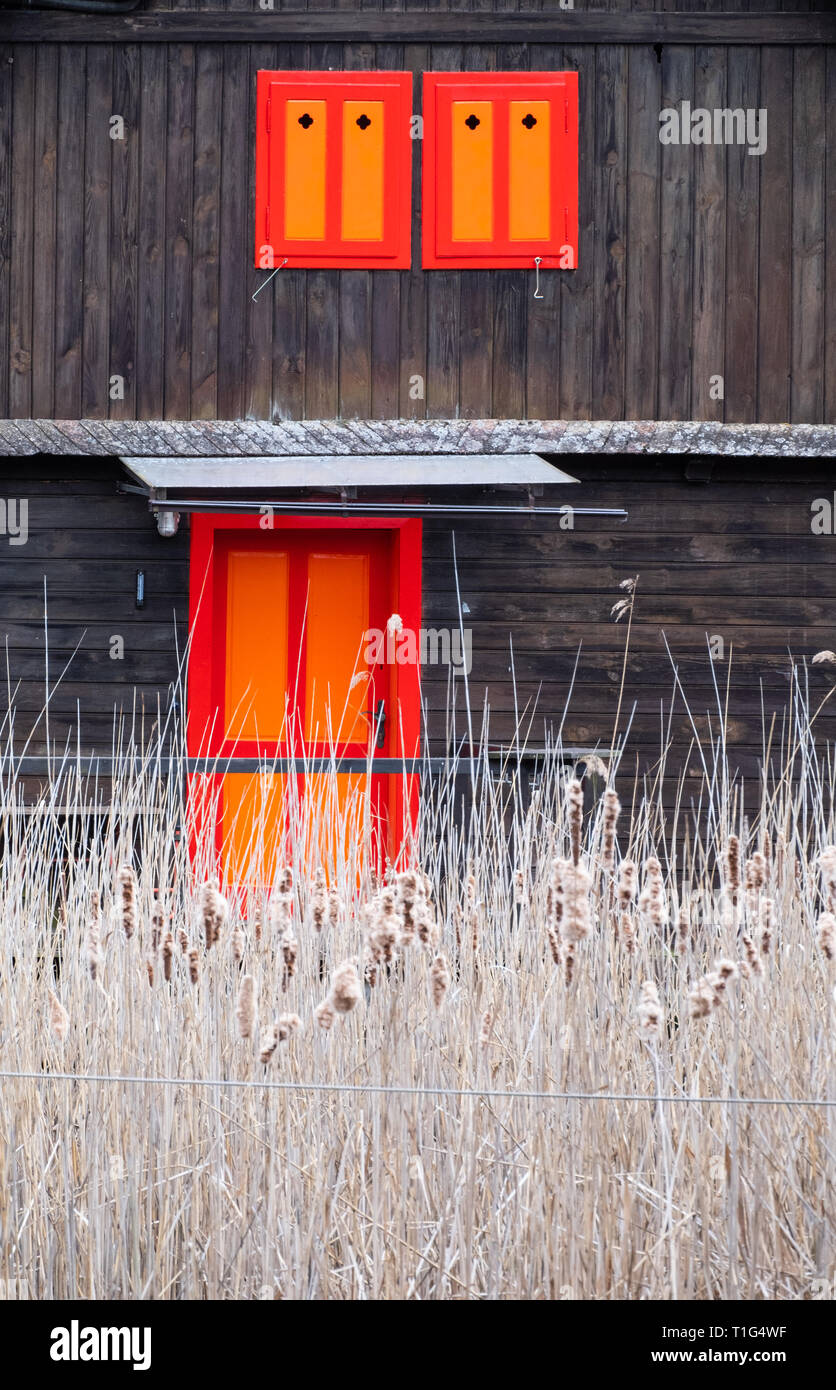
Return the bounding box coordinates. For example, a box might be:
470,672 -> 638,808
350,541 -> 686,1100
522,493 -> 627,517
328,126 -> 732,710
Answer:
533,257 -> 543,300
252,258 -> 289,301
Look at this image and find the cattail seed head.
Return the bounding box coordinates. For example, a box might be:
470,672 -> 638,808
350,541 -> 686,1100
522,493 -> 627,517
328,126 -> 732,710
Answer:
281,932 -> 298,991
259,1023 -> 279,1064
145,958 -> 154,987
746,851 -> 767,893
117,864 -> 138,941
638,857 -> 668,929
236,974 -> 257,1039
178,927 -> 189,956
676,900 -> 690,953
566,779 -> 584,867
150,896 -> 163,954
395,869 -> 420,947
277,1012 -> 301,1043
162,932 -> 174,982
188,948 -> 199,985
617,860 -> 637,907
430,953 -> 450,1010
331,960 -> 361,1014
557,859 -> 592,945
479,1008 -> 494,1050
199,877 -> 227,949
742,933 -> 762,976
723,836 -> 741,894
47,988 -> 69,1044
636,979 -> 662,1042
620,913 -> 636,955
817,912 -> 836,962
311,868 -> 330,933
601,790 -> 621,873
315,997 -> 336,1031
87,891 -> 102,981
231,924 -> 245,962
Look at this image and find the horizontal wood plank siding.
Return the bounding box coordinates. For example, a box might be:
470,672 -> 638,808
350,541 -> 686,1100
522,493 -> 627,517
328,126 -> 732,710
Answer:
1,458 -> 834,804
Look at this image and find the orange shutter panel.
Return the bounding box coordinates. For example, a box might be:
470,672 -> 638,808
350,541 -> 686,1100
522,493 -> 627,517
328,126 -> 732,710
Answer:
284,101 -> 327,241
255,71 -> 412,269
451,101 -> 494,242
422,72 -> 579,270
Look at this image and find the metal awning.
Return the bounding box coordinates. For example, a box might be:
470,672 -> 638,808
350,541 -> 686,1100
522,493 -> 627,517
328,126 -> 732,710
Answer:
119,453 -> 580,489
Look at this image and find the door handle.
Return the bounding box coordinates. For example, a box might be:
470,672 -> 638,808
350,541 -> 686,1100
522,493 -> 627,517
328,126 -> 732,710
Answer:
365,698 -> 386,751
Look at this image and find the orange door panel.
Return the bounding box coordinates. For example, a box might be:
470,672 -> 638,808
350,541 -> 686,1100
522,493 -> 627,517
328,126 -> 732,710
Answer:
225,548 -> 290,741
188,521 -> 421,889
423,72 -> 579,270
255,71 -> 412,269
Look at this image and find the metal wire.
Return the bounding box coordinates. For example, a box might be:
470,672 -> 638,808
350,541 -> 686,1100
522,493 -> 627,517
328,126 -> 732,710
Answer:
0,1069 -> 833,1107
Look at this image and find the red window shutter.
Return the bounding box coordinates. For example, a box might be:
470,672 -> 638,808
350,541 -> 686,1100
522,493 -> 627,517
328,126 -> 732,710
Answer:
422,72 -> 579,271
255,71 -> 413,270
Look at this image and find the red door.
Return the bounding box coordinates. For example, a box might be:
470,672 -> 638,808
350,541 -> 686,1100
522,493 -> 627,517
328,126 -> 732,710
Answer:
188,516 -> 422,886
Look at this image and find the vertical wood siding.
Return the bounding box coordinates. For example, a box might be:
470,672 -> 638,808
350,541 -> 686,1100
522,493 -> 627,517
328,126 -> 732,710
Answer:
0,38 -> 833,422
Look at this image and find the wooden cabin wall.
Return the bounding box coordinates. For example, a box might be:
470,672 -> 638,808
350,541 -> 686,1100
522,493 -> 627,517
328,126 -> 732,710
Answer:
2,457 -> 834,805
0,31 -> 833,424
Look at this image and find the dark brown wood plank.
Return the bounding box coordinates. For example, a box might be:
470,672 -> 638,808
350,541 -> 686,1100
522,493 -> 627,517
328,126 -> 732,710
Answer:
244,42 -> 276,420
31,45 -> 58,420
723,44 -> 760,422
81,45 -> 113,419
398,43 -> 428,419
217,43 -> 249,418
136,44 -> 167,419
756,45 -> 792,421
690,46 -> 726,422
190,44 -> 222,419
4,13 -> 835,44
0,44 -> 11,421
658,46 -> 694,420
560,44 -> 594,418
163,45 -> 195,418
593,43 -> 628,419
791,45 -> 826,423
8,45 -> 35,420
623,43 -> 660,419
109,44 -> 140,421
53,47 -> 86,419
827,46 -> 836,425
